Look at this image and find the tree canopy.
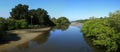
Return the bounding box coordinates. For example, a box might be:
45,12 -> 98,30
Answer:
51,17 -> 71,25
82,10 -> 120,52
10,4 -> 55,27
10,4 -> 29,20
0,4 -> 55,31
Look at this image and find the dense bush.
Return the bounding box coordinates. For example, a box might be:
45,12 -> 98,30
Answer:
51,17 -> 71,25
0,18 -> 28,30
6,19 -> 16,30
51,17 -> 70,31
75,19 -> 88,23
82,10 -> 120,52
14,19 -> 27,29
0,17 -> 7,31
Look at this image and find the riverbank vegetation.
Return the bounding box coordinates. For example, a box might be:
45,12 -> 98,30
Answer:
0,4 -> 71,44
82,10 -> 120,52
0,4 -> 55,31
74,19 -> 88,23
51,17 -> 71,31
0,4 -> 55,44
51,17 -> 71,25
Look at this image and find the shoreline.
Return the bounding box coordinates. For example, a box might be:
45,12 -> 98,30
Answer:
0,27 -> 51,52
70,22 -> 82,27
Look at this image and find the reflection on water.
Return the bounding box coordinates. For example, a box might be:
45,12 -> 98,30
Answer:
52,24 -> 69,31
31,31 -> 50,44
0,32 -> 20,45
83,36 -> 105,52
12,26 -> 93,52
0,25 -> 104,52
7,31 -> 51,52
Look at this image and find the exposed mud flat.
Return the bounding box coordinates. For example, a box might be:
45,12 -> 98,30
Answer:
0,27 -> 51,52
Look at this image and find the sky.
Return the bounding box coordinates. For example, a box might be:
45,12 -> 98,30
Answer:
0,0 -> 120,21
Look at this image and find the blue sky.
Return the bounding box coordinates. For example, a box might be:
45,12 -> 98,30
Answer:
0,0 -> 120,21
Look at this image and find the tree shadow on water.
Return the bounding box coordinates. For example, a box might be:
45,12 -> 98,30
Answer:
0,32 -> 21,45
52,24 -> 70,31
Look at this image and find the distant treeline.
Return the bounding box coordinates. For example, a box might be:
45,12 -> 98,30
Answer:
51,17 -> 71,25
82,10 -> 120,52
51,17 -> 71,31
74,19 -> 88,23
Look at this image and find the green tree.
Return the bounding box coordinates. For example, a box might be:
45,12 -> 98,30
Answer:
10,4 -> 29,20
52,17 -> 70,25
27,8 -> 55,26
10,4 -> 55,27
82,10 -> 120,52
51,17 -> 57,24
108,10 -> 120,32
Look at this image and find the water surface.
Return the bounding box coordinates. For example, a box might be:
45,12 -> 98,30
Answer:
1,25 -> 104,52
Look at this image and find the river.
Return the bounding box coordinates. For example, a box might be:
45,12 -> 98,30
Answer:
0,25 -> 104,52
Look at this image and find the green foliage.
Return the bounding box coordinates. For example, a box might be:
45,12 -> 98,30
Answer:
51,17 -> 57,24
10,4 -> 28,20
0,17 -> 7,31
108,10 -> 120,32
6,19 -> 16,30
14,19 -> 27,29
51,17 -> 70,31
10,4 -> 55,26
75,19 -> 88,23
51,17 -> 71,25
0,4 -> 55,33
82,10 -> 120,52
0,18 -> 27,30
